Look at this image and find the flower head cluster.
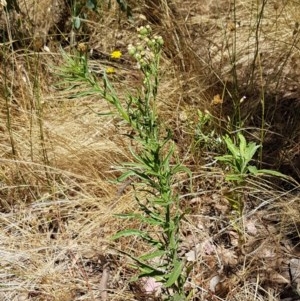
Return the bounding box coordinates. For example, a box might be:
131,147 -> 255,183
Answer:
106,66 -> 115,74
111,50 -> 122,59
127,25 -> 164,69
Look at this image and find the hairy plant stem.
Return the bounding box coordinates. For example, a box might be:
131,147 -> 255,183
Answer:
57,26 -> 190,299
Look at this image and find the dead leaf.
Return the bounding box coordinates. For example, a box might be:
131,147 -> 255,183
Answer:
209,275 -> 221,292
290,258 -> 300,281
143,277 -> 162,295
245,219 -> 258,236
268,270 -> 290,284
185,240 -> 215,261
217,245 -> 238,266
202,239 -> 215,255
185,249 -> 197,262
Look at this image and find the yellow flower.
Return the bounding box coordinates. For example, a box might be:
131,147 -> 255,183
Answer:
106,67 -> 115,74
211,94 -> 223,105
110,50 -> 122,59
77,42 -> 88,53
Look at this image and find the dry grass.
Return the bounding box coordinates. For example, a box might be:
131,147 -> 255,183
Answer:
0,0 -> 300,300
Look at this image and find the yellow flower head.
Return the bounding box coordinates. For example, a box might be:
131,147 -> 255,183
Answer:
211,94 -> 223,105
77,42 -> 88,53
106,67 -> 115,74
110,50 -> 122,59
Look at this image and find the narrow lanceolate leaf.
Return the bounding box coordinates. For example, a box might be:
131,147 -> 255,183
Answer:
139,250 -> 165,261
225,174 -> 243,182
172,164 -> 192,177
146,214 -> 165,225
138,266 -> 166,279
116,249 -> 164,276
256,169 -> 290,179
172,164 -> 193,190
111,229 -> 146,240
165,260 -> 184,288
117,170 -> 136,182
115,213 -> 164,226
215,155 -> 234,163
112,229 -> 162,248
161,144 -> 174,168
114,213 -> 143,219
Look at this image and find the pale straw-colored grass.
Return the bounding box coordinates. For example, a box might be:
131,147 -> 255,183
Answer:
0,1 -> 300,300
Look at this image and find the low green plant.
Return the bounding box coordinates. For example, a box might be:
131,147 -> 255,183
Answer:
215,132 -> 259,229
193,109 -> 222,152
56,25 -> 191,300
216,132 -> 288,242
216,132 -> 286,183
216,132 -> 259,183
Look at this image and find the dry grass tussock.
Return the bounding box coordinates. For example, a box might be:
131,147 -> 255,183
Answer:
0,0 -> 300,301
0,14 -> 137,300
143,0 -> 300,177
171,0 -> 300,177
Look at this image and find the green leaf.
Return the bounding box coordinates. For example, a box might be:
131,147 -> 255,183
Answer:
173,293 -> 187,301
225,174 -> 244,182
117,170 -> 135,182
238,132 -> 247,156
247,165 -> 258,175
138,267 -> 158,277
172,164 -> 191,176
244,142 -> 260,162
74,16 -> 81,29
111,229 -> 145,240
165,260 -> 184,288
86,0 -> 97,10
116,248 -> 165,277
224,135 -> 240,158
114,213 -> 140,219
139,250 -> 165,261
256,169 -> 289,179
215,154 -> 234,162
115,212 -> 164,226
138,267 -> 165,278
127,168 -> 153,182
146,214 -> 165,225
114,229 -> 162,246
128,147 -> 152,167
161,144 -> 174,168
152,196 -> 173,206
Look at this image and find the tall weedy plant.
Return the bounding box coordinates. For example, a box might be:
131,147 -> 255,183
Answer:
114,26 -> 192,300
57,25 -> 191,300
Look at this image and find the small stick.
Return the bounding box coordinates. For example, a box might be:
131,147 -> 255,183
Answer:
100,262 -> 110,301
